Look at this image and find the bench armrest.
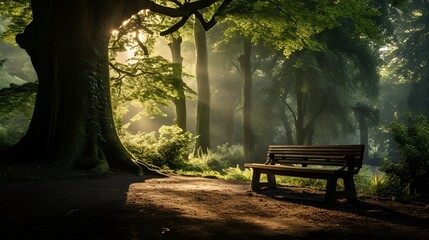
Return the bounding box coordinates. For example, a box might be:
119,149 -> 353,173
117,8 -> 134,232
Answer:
338,155 -> 360,173
264,153 -> 275,165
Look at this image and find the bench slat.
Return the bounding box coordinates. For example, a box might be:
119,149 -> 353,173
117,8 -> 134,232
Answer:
270,154 -> 348,159
244,163 -> 342,175
270,160 -> 346,166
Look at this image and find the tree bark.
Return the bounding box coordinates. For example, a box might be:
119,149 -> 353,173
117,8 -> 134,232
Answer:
193,18 -> 211,155
360,120 -> 369,160
168,36 -> 187,131
353,103 -> 376,163
295,73 -> 306,145
239,38 -> 254,162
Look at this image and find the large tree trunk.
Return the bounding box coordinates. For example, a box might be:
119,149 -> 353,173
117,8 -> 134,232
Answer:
168,36 -> 187,131
239,38 -> 254,162
6,0 -> 149,175
193,18 -> 211,155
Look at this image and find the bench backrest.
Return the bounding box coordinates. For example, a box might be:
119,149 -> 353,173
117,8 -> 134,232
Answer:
267,145 -> 365,172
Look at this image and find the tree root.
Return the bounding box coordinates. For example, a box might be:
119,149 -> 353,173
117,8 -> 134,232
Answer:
135,160 -> 169,177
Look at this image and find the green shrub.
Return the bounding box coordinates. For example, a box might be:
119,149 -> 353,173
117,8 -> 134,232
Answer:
185,144 -> 245,172
122,125 -> 195,170
156,125 -> 195,169
354,165 -> 372,193
0,82 -> 36,149
205,144 -> 245,171
223,166 -> 252,181
178,144 -> 247,178
382,114 -> 429,196
369,172 -> 388,196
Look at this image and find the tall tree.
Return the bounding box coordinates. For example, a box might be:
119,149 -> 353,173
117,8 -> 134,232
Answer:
238,38 -> 254,161
205,22 -> 240,146
353,102 -> 380,160
168,36 -> 187,131
1,0 -> 230,175
193,18 -> 211,154
275,51 -> 334,145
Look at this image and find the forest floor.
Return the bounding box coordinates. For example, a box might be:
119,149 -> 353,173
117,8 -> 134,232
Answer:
0,163 -> 429,240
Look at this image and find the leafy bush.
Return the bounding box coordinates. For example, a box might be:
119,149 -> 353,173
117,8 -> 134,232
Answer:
202,144 -> 245,172
179,144 -> 246,178
353,165 -> 372,193
222,166 -> 252,181
121,125 -> 195,170
184,149 -> 219,172
369,172 -> 389,196
382,114 -> 429,196
0,82 -> 36,149
157,125 -> 195,169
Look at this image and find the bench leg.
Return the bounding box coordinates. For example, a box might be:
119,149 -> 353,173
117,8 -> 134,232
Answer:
249,170 -> 277,191
250,170 -> 262,191
267,174 -> 277,189
344,175 -> 358,202
325,177 -> 338,203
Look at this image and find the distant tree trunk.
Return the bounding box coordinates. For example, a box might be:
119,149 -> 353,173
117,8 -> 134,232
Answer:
279,109 -> 294,144
168,36 -> 187,131
305,125 -> 314,145
193,18 -> 210,154
355,113 -> 370,161
219,61 -> 237,144
239,38 -> 254,161
295,77 -> 305,145
224,86 -> 235,144
353,103 -> 378,162
359,119 -> 369,159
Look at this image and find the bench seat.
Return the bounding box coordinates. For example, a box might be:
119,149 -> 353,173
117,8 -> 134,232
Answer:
244,163 -> 350,176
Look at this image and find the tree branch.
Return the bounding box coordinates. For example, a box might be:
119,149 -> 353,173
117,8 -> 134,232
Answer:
123,0 -> 231,36
134,34 -> 149,56
160,15 -> 190,36
125,0 -> 218,19
194,11 -> 216,31
203,0 -> 232,28
304,98 -> 326,132
277,94 -> 297,122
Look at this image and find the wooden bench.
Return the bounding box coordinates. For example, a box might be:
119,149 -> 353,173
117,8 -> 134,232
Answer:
244,145 -> 365,203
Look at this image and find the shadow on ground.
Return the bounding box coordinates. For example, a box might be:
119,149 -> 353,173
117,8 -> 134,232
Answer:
1,164 -> 428,240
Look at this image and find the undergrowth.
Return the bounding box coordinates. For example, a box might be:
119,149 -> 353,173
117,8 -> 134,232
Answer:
119,125 -> 400,198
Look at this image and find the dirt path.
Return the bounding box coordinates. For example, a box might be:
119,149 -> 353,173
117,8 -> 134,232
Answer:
1,166 -> 429,239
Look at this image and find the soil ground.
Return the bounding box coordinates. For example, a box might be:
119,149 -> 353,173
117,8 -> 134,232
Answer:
1,163 -> 429,240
